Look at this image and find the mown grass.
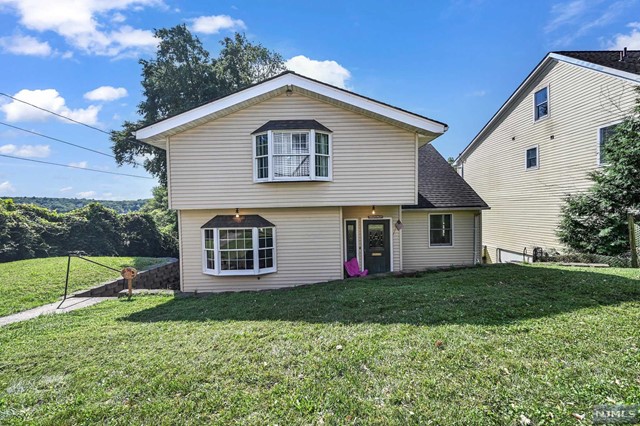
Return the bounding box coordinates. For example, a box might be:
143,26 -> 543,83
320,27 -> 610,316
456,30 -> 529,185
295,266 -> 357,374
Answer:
0,256 -> 171,316
0,264 -> 639,425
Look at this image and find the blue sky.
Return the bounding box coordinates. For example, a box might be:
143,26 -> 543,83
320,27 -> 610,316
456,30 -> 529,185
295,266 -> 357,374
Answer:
0,0 -> 638,200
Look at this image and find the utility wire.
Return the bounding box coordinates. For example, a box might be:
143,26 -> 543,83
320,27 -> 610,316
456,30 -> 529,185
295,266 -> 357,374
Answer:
0,121 -> 125,161
0,154 -> 154,179
0,91 -> 152,149
0,92 -> 111,135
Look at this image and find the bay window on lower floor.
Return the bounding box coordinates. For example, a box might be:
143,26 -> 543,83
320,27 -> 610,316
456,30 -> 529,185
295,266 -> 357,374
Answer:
203,226 -> 276,276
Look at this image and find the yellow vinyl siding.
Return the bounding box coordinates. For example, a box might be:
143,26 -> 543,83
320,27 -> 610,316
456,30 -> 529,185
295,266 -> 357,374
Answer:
402,210 -> 481,269
168,92 -> 417,210
461,60 -> 638,256
179,207 -> 342,292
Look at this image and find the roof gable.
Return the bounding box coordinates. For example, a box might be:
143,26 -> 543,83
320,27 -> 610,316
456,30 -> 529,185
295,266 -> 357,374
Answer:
455,50 -> 640,164
136,71 -> 448,148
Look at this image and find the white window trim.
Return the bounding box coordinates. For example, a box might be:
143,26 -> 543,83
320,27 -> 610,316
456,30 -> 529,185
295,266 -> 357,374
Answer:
428,213 -> 454,248
201,227 -> 277,276
533,85 -> 549,122
253,129 -> 332,182
525,145 -> 539,170
597,120 -> 623,166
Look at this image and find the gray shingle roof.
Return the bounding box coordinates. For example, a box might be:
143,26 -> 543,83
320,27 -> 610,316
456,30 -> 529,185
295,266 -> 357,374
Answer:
252,119 -> 332,134
555,50 -> 640,76
201,215 -> 275,229
404,144 -> 489,210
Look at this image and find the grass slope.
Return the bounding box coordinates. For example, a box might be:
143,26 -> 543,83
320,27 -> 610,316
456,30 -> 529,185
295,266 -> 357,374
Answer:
0,257 -> 170,317
1,264 -> 639,425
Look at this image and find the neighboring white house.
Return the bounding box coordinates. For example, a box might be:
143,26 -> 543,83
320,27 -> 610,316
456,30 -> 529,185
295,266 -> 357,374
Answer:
136,71 -> 488,292
454,50 -> 640,263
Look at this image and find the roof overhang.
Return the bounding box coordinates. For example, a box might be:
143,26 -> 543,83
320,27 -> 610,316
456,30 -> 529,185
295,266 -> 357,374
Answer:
135,72 -> 448,149
454,52 -> 640,165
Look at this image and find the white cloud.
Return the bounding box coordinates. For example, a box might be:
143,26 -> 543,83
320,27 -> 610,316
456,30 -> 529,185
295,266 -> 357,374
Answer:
608,22 -> 640,50
84,86 -> 128,102
60,186 -> 73,192
69,161 -> 88,168
1,89 -> 101,125
190,14 -> 246,34
111,12 -> 126,23
76,190 -> 97,198
285,55 -> 351,89
545,0 -> 588,33
468,89 -> 488,97
0,0 -> 161,57
545,0 -> 635,47
0,181 -> 16,194
0,34 -> 51,56
0,144 -> 50,158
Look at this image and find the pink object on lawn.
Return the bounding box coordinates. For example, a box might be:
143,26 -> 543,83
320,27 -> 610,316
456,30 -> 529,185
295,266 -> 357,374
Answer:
344,257 -> 368,277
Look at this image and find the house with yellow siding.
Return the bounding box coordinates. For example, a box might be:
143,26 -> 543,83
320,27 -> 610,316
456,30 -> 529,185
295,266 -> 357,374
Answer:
454,50 -> 640,263
136,71 -> 487,292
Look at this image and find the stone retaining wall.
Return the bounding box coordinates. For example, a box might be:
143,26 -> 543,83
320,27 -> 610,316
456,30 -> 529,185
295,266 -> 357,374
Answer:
71,260 -> 180,297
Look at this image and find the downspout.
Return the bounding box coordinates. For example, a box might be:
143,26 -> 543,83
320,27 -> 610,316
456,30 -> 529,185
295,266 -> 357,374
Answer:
398,205 -> 403,271
472,213 -> 480,264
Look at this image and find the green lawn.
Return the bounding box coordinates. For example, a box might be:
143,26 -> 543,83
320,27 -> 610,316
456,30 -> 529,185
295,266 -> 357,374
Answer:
0,256 -> 171,317
1,264 -> 639,425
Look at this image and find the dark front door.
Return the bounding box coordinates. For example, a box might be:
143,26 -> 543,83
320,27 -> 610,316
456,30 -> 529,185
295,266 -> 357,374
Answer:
363,219 -> 391,274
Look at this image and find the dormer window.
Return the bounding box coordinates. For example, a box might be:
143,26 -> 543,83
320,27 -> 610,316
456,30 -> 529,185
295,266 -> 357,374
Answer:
252,120 -> 332,182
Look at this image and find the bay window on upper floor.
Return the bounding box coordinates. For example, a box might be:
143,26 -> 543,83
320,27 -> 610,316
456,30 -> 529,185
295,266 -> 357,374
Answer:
252,120 -> 332,182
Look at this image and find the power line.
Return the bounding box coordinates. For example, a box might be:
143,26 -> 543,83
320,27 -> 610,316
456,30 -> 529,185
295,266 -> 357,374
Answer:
0,121 -> 120,160
0,92 -> 111,135
0,154 -> 154,179
0,91 -> 152,150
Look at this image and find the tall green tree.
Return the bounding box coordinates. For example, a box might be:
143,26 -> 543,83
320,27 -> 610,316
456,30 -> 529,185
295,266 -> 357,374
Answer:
140,185 -> 177,237
111,25 -> 286,185
558,87 -> 640,255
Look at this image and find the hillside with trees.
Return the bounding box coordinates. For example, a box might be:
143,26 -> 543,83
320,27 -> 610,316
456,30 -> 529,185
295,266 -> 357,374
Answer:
0,197 -> 148,213
0,199 -> 176,262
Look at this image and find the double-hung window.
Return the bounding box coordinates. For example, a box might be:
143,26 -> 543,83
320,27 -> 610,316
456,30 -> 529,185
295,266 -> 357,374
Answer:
598,123 -> 619,165
255,134 -> 269,180
202,215 -> 276,276
429,214 -> 453,247
253,120 -> 332,182
525,146 -> 539,170
534,87 -> 548,121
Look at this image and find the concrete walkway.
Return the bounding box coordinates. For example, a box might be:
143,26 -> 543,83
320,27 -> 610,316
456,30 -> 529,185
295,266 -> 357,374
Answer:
0,297 -> 115,327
